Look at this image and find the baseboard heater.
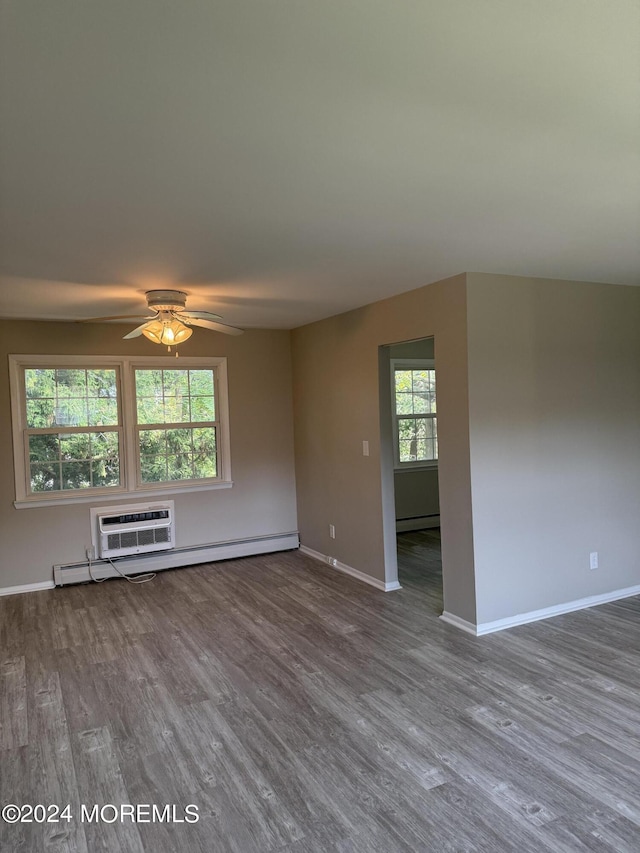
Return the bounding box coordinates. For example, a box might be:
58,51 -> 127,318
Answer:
396,514 -> 440,533
53,531 -> 300,586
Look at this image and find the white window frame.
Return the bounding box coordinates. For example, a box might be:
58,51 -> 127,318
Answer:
391,358 -> 438,471
9,354 -> 232,508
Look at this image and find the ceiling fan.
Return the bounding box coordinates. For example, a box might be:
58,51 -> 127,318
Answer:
81,290 -> 244,350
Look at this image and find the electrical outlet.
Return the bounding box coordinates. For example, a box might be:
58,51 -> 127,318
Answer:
362,440 -> 370,456
85,545 -> 95,561
590,551 -> 598,570
329,524 -> 336,539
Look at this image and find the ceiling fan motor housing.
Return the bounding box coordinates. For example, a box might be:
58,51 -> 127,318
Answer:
145,290 -> 188,312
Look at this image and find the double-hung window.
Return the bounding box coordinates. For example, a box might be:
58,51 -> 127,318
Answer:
9,355 -> 231,507
391,359 -> 438,468
135,368 -> 219,484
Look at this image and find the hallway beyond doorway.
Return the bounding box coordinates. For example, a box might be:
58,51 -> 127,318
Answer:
397,528 -> 442,614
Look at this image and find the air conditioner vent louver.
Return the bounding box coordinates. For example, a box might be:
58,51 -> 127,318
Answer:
96,504 -> 175,558
121,531 -> 137,549
137,528 -> 155,546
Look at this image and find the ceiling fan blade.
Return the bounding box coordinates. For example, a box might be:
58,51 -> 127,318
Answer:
123,321 -> 153,339
79,314 -> 156,323
182,317 -> 244,336
180,310 -> 224,321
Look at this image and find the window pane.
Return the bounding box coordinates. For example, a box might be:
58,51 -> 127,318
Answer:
193,427 -> 217,478
28,433 -> 59,462
25,369 -> 55,399
163,369 -> 189,397
399,419 -> 415,440
62,461 -> 92,490
164,396 -> 190,424
167,455 -> 192,481
193,455 -> 216,479
96,430 -> 119,456
137,397 -> 165,425
398,417 -> 438,462
54,399 -> 88,427
56,369 -> 87,397
92,431 -> 120,486
135,368 -> 216,425
26,398 -> 55,428
413,393 -> 429,414
193,427 -> 216,455
87,369 -> 118,399
60,433 -> 91,460
140,456 -> 168,483
135,369 -> 163,397
399,440 -> 416,462
139,426 -> 217,484
88,398 -> 118,426
395,393 -> 413,415
189,370 -> 214,396
25,368 -> 118,428
412,370 -> 431,392
30,464 -> 61,492
191,396 -> 215,422
91,456 -> 120,487
139,429 -> 167,456
166,428 -> 192,456
28,430 -> 121,493
395,370 -> 412,393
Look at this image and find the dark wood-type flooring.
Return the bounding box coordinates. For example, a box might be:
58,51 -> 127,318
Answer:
2,530 -> 640,851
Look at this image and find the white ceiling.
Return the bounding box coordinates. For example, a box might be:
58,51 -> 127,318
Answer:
1,0 -> 639,329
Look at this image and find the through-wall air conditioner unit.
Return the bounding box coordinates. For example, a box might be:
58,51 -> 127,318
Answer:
96,503 -> 175,559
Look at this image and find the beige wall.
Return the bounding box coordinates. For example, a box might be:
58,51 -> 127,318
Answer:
7,273 -> 634,629
292,275 -> 476,622
388,339 -> 434,360
0,320 -> 298,588
466,273 -> 640,624
394,469 -> 440,522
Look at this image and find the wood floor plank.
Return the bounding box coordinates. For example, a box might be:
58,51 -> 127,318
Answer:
23,670 -> 90,852
0,655 -> 27,750
4,530 -> 640,851
70,726 -> 145,853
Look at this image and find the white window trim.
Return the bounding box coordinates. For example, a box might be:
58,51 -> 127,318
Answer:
391,358 -> 438,471
9,354 -> 233,509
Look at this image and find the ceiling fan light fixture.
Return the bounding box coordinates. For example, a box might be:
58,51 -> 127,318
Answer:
142,317 -> 193,346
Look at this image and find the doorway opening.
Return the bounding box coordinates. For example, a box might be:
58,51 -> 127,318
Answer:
379,337 -> 443,613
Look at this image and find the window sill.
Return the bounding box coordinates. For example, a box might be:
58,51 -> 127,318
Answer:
14,480 -> 234,509
394,463 -> 439,473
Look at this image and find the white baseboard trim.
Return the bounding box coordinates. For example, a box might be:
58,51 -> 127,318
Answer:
441,582 -> 640,636
439,611 -> 478,635
476,583 -> 640,635
396,515 -> 440,532
53,532 -> 300,586
299,545 -> 401,592
0,580 -> 56,598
